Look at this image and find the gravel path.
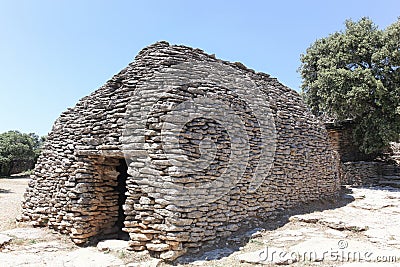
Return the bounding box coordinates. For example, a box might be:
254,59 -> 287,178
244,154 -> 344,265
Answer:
0,177 -> 29,231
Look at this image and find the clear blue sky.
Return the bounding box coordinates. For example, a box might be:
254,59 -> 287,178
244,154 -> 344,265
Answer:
0,0 -> 399,136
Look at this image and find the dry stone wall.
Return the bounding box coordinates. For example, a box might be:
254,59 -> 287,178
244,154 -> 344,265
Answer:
325,123 -> 381,186
326,123 -> 400,187
341,161 -> 382,186
19,41 -> 339,260
325,122 -> 375,162
9,160 -> 34,175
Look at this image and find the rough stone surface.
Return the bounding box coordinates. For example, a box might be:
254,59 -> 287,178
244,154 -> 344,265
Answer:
19,41 -> 340,258
325,121 -> 374,162
338,161 -> 400,188
127,258 -> 162,267
0,234 -> 12,248
97,239 -> 129,252
326,122 -> 400,187
341,161 -> 382,186
237,247 -> 297,265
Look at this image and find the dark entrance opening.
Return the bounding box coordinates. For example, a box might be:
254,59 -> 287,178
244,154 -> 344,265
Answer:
115,159 -> 129,240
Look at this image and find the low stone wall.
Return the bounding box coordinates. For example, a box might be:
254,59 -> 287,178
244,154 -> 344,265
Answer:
0,160 -> 34,176
341,161 -> 382,186
10,160 -> 35,175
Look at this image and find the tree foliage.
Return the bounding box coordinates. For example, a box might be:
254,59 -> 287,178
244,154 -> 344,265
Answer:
0,131 -> 45,176
299,17 -> 400,154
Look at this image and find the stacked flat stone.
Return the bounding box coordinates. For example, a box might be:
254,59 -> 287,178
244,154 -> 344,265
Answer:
325,122 -> 373,162
19,41 -> 340,260
341,161 -> 381,186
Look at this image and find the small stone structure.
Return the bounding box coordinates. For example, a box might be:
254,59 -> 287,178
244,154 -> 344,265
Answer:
325,121 -> 378,185
19,42 -> 339,259
325,121 -> 376,162
326,121 -> 400,187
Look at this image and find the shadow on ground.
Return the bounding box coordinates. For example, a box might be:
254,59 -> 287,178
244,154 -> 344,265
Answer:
0,189 -> 12,194
0,175 -> 31,180
173,186 -> 355,264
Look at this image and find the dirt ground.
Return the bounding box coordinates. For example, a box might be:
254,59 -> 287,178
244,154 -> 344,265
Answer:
0,177 -> 30,231
1,177 -> 400,266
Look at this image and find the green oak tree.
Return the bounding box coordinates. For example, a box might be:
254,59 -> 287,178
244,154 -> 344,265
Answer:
0,131 -> 45,176
299,17 -> 400,154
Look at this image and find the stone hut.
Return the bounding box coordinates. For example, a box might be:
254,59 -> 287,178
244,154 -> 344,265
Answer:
19,41 -> 339,260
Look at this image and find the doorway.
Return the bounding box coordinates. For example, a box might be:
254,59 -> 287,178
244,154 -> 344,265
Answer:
114,159 -> 129,240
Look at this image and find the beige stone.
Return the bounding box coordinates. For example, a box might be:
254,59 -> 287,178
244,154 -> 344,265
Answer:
146,243 -> 170,251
